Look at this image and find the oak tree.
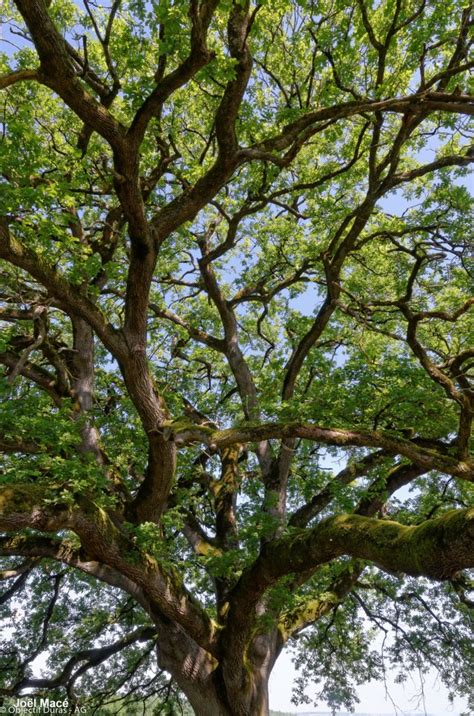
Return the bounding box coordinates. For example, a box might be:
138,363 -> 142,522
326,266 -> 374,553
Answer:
0,0 -> 473,713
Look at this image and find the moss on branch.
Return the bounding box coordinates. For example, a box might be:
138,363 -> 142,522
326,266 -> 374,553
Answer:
159,421 -> 473,481
271,508 -> 474,581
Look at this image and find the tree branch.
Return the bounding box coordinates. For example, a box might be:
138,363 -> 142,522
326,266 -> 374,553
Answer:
0,486 -> 217,654
128,0 -> 220,146
0,68 -> 39,89
6,626 -> 157,693
0,219 -> 125,361
12,0 -> 125,149
162,421 -> 474,481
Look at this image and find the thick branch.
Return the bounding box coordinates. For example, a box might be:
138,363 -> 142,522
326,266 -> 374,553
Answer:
224,507 -> 474,667
248,91 -> 474,159
12,0 -> 125,149
0,437 -> 42,454
148,2 -> 253,243
281,461 -> 426,639
0,486 -> 216,654
0,220 -> 125,361
220,507 -> 474,695
162,421 -> 474,481
0,68 -> 39,89
273,508 -> 474,581
128,0 -> 219,145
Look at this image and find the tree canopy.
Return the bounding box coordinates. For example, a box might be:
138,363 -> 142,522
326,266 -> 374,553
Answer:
0,0 -> 473,713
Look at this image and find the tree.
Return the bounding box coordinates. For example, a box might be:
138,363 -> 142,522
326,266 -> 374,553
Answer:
0,0 -> 473,713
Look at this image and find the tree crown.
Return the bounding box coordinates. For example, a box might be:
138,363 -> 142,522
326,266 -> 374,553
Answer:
0,0 -> 473,712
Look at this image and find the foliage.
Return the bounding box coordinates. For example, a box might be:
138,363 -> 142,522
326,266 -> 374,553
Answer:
0,0 -> 473,713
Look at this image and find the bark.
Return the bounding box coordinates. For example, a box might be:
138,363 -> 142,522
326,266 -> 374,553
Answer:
2,487 -> 472,715
162,420 -> 474,482
155,625 -> 277,716
70,317 -> 104,460
2,3 -> 473,712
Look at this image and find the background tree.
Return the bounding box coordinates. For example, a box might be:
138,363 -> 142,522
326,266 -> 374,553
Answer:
0,0 -> 473,714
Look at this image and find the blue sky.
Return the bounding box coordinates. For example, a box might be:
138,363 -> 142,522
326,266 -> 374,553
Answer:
1,5 -> 472,714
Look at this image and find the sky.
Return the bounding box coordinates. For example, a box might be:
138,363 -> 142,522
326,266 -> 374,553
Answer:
1,6 -> 472,715
269,649 -> 470,715
11,633 -> 472,715
268,165 -> 472,716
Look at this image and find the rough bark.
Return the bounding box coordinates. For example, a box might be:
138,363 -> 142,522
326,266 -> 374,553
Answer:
1,1 -> 473,712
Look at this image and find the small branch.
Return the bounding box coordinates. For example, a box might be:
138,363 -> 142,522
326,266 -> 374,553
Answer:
0,219 -> 125,361
0,564 -> 37,605
289,450 -> 388,527
11,626 -> 157,692
6,307 -> 47,384
0,437 -> 43,454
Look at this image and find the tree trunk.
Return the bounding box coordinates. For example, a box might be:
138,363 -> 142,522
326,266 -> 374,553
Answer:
184,670 -> 270,716
155,622 -> 275,716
